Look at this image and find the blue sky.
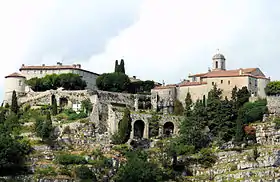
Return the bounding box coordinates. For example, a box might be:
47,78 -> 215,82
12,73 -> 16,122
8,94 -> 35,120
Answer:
0,0 -> 280,101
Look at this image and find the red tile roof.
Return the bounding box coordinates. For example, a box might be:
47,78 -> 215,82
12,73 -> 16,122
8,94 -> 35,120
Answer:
19,64 -> 100,76
5,72 -> 26,78
189,68 -> 269,79
153,84 -> 177,90
179,81 -> 207,87
153,82 -> 207,90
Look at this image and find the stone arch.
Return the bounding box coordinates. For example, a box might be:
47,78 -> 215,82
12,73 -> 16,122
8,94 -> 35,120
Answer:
163,122 -> 174,137
133,120 -> 145,139
59,97 -> 69,108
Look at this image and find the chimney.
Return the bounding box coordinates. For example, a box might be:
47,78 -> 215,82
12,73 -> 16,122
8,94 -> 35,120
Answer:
76,64 -> 81,68
22,64 -> 25,67
42,64 -> 45,66
57,62 -> 62,66
239,68 -> 243,75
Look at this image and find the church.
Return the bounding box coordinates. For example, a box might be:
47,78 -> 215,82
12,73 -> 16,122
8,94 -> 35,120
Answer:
151,51 -> 270,106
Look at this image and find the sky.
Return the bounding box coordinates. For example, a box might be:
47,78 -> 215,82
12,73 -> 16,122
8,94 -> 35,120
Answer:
0,0 -> 280,100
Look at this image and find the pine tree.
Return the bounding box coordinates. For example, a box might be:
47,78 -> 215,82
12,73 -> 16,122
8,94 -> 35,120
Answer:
11,90 -> 19,114
185,92 -> 192,116
236,86 -> 250,109
119,59 -> 125,74
179,101 -> 209,150
51,95 -> 57,115
114,60 -> 119,72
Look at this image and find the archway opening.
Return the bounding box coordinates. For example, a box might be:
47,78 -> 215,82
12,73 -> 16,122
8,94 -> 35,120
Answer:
163,122 -> 174,137
59,97 -> 68,108
134,120 -> 145,139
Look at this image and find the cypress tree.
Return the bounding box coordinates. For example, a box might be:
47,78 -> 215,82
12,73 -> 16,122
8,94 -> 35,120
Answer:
118,108 -> 132,143
11,90 -> 19,114
114,60 -> 119,72
120,59 -> 125,74
42,111 -> 53,140
185,92 -> 192,116
235,117 -> 244,143
51,95 -> 57,115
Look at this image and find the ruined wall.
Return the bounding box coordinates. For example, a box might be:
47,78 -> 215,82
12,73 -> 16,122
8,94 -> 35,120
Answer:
97,90 -> 136,108
110,110 -> 181,139
19,90 -> 92,106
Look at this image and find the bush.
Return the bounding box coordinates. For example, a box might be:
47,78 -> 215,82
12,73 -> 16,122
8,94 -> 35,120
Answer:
26,73 -> 87,91
274,118 -> 280,129
35,166 -> 57,177
197,148 -> 217,168
55,154 -> 87,165
112,144 -> 132,155
265,81 -> 280,96
75,166 -> 97,181
68,112 -> 88,120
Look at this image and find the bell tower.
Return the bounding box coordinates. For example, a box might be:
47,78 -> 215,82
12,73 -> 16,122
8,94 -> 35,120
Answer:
212,49 -> 226,71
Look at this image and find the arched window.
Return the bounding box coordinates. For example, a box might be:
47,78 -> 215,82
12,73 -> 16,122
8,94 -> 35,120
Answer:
215,61 -> 218,68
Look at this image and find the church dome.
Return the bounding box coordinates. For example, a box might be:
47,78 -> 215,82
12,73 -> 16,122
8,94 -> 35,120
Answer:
212,53 -> 225,60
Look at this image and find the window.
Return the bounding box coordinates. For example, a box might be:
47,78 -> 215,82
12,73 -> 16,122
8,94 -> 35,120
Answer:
228,80 -> 230,85
221,80 -> 223,84
169,91 -> 171,95
212,82 -> 214,86
19,80 -> 22,86
215,61 -> 218,68
40,70 -> 43,74
255,80 -> 257,87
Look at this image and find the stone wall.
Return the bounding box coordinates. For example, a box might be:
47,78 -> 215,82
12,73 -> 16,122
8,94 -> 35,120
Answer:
267,96 -> 280,114
97,90 -> 136,108
111,110 -> 182,139
19,90 -> 92,107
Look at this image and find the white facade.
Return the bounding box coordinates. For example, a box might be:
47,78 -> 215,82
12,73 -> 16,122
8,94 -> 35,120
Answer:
4,73 -> 26,104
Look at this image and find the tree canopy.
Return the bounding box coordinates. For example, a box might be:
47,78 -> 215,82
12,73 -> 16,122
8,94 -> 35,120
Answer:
265,81 -> 280,96
25,73 -> 87,92
96,72 -> 131,92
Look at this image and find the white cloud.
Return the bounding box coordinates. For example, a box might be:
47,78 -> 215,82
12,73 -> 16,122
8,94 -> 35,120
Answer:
1,0 -> 280,101
82,0 -> 279,84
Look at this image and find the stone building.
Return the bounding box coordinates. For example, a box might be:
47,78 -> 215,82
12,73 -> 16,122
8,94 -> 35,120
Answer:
3,62 -> 99,104
151,51 -> 270,108
19,62 -> 99,90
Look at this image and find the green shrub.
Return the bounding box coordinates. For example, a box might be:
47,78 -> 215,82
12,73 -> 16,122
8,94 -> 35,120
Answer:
112,144 -> 132,155
197,148 -> 217,168
62,126 -> 71,135
75,166 -> 97,181
63,108 -> 76,116
55,154 -> 87,165
274,118 -> 280,129
35,166 -> 57,177
58,166 -> 72,177
229,163 -> 238,171
68,112 -> 88,120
